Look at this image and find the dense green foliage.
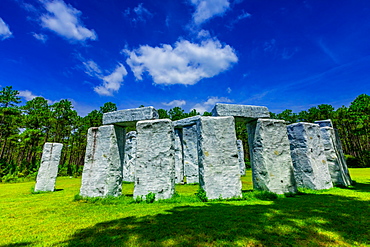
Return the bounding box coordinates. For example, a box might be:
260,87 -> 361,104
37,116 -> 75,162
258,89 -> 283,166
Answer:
1,85 -> 369,182
0,169 -> 369,246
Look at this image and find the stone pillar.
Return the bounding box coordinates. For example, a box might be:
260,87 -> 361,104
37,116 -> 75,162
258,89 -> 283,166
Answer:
183,125 -> 199,184
122,131 -> 136,182
35,143 -> 63,192
247,119 -> 297,194
80,125 -> 125,197
134,119 -> 175,200
236,140 -> 246,175
197,116 -> 242,200
174,129 -> 184,184
287,122 -> 333,190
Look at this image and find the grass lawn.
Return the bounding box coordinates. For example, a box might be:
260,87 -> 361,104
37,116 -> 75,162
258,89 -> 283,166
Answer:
0,168 -> 369,246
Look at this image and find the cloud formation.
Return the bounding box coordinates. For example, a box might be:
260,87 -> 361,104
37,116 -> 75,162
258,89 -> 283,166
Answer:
125,38 -> 238,85
0,17 -> 12,40
40,0 -> 96,42
124,3 -> 153,23
192,96 -> 232,113
32,33 -> 48,43
190,0 -> 230,25
18,90 -> 52,104
162,100 -> 186,107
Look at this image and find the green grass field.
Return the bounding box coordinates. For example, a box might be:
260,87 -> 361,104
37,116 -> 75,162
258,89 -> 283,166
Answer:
1,168 -> 369,246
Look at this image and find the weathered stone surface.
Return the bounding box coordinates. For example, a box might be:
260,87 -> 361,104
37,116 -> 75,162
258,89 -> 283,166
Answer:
103,106 -> 159,127
35,143 -> 63,192
183,125 -> 199,184
211,103 -> 270,122
134,119 -> 175,200
122,131 -> 136,182
197,116 -> 242,199
174,128 -> 184,184
287,122 -> 333,190
236,140 -> 246,176
315,119 -> 333,128
80,125 -> 125,197
320,126 -> 352,186
173,116 -> 201,128
247,119 -> 297,194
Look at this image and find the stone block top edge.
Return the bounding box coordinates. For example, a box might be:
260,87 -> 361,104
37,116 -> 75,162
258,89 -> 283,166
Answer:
102,106 -> 159,126
314,119 -> 333,128
211,103 -> 270,120
173,115 -> 201,128
287,122 -> 320,128
257,118 -> 286,123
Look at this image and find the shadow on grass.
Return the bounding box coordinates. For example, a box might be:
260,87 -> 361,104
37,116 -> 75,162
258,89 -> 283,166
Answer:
63,193 -> 370,246
346,182 -> 370,193
0,242 -> 34,247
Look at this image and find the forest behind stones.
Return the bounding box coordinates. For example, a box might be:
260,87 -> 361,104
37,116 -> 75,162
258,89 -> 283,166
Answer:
1,85 -> 369,182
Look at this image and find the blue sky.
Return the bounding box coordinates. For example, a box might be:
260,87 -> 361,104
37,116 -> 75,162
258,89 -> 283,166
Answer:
0,0 -> 369,116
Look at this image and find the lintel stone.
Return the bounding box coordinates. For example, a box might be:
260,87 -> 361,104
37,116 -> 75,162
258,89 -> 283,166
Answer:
103,106 -> 159,127
211,103 -> 270,122
173,116 -> 201,128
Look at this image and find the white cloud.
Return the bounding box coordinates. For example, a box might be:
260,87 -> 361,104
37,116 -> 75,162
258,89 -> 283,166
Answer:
32,33 -> 48,43
0,17 -> 12,40
93,63 -> 128,96
125,38 -> 238,85
124,3 -> 153,23
227,87 -> 232,93
18,90 -> 52,104
40,0 -> 96,42
83,60 -> 102,77
162,100 -> 186,107
190,0 -> 230,25
192,96 -> 232,113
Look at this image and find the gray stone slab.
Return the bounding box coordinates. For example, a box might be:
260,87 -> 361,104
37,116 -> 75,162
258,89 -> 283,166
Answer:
197,116 -> 242,199
287,122 -> 333,190
183,125 -> 199,184
247,119 -> 297,194
173,116 -> 201,128
80,125 -> 125,197
211,103 -> 270,122
134,119 -> 175,200
174,128 -> 184,184
320,126 -> 352,186
122,131 -> 136,182
315,119 -> 333,128
236,140 -> 246,176
35,143 -> 63,192
103,106 -> 159,127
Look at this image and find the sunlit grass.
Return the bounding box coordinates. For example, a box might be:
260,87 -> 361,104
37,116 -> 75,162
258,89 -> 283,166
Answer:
0,169 -> 369,246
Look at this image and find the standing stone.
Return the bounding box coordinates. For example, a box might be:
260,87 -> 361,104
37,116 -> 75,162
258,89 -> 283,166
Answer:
319,126 -> 352,186
80,125 -> 125,197
174,129 -> 184,184
287,122 -> 333,190
122,131 -> 136,182
236,140 -> 246,176
134,119 -> 175,200
197,116 -> 242,199
247,119 -> 297,194
35,143 -> 63,192
183,125 -> 199,184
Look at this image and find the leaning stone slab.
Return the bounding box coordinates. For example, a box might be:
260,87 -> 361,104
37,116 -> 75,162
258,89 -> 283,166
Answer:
80,125 -> 125,197
35,143 -> 63,192
320,126 -> 352,186
103,106 -> 159,127
237,140 -> 246,176
197,116 -> 242,199
122,131 -> 136,182
287,122 -> 333,190
174,129 -> 184,184
183,125 -> 199,184
247,119 -> 297,194
211,103 -> 270,122
134,119 -> 175,200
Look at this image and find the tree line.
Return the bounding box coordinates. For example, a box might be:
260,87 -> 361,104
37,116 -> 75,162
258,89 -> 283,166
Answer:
0,85 -> 369,182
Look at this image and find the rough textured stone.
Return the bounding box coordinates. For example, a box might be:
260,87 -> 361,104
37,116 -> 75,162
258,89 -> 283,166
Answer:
80,125 -> 125,197
174,129 -> 184,184
247,119 -> 297,194
197,116 -> 242,199
183,125 -> 199,184
35,143 -> 63,192
122,131 -> 136,182
134,119 -> 175,200
287,122 -> 333,190
236,140 -> 246,176
103,106 -> 159,127
315,119 -> 334,128
173,116 -> 201,128
320,126 -> 352,186
211,103 -> 270,122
